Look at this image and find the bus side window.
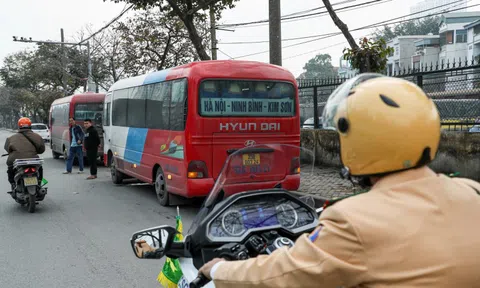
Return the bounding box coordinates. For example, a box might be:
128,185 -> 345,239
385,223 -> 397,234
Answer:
112,89 -> 129,127
127,86 -> 146,128
171,78 -> 187,131
146,82 -> 169,130
104,103 -> 110,126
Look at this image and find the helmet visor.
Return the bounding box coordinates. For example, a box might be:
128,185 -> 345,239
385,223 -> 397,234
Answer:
321,73 -> 385,130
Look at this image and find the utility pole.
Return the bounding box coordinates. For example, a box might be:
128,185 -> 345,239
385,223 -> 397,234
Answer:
209,4 -> 217,60
12,33 -> 94,94
269,0 -> 282,66
60,28 -> 68,96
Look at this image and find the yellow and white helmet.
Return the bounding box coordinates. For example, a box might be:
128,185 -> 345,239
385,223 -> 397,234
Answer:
322,73 -> 441,177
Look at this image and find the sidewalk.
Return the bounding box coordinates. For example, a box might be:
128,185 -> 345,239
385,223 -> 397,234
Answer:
298,166 -> 359,199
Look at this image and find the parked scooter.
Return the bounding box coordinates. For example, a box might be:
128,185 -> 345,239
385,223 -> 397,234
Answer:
128,144 -> 324,287
2,154 -> 48,213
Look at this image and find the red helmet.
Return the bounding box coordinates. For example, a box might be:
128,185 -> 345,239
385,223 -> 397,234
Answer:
18,117 -> 32,129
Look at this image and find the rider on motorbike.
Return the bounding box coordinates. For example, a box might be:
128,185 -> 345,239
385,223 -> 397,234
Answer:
191,75 -> 480,287
4,117 -> 45,193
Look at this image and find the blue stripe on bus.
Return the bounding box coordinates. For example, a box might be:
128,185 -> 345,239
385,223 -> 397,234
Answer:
124,128 -> 149,165
143,69 -> 171,85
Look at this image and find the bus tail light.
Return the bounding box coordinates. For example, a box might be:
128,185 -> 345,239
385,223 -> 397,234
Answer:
187,161 -> 208,179
290,157 -> 300,174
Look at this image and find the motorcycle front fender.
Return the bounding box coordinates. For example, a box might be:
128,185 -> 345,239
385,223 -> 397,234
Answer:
26,186 -> 37,195
178,258 -> 216,288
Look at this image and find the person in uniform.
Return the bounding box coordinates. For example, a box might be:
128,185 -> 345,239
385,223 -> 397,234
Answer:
197,74 -> 480,287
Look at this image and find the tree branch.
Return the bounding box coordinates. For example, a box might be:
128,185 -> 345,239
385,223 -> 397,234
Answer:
321,0 -> 359,50
165,0 -> 186,19
187,0 -> 219,15
159,35 -> 172,70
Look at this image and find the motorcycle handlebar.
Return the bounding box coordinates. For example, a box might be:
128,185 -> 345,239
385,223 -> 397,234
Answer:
190,274 -> 210,288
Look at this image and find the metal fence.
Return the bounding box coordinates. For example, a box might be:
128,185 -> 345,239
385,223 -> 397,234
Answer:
298,59 -> 480,131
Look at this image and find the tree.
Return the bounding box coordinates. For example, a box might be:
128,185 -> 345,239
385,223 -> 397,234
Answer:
373,16 -> 441,42
0,46 -> 89,123
105,0 -> 239,60
115,8 -> 208,73
75,24 -> 126,91
321,0 -> 393,73
344,37 -> 393,74
0,50 -> 39,91
299,54 -> 336,79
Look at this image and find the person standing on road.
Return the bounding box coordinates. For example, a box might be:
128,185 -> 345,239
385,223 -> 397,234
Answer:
83,118 -> 100,180
63,117 -> 84,174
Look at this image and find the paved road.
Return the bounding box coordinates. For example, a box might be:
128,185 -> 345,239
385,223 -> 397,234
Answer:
0,130 -> 198,288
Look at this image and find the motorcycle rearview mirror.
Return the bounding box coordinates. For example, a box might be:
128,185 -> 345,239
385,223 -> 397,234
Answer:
130,225 -> 178,259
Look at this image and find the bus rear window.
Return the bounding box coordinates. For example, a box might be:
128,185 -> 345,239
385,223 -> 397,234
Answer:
199,80 -> 295,117
74,103 -> 104,123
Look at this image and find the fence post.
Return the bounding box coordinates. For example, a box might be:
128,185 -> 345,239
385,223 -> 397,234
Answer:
313,86 -> 319,129
416,75 -> 423,89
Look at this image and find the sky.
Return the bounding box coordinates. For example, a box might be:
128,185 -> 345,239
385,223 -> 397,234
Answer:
1,0 -> 479,79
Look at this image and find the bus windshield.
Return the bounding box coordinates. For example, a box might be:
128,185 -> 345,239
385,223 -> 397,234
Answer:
199,80 -> 296,117
74,103 -> 104,123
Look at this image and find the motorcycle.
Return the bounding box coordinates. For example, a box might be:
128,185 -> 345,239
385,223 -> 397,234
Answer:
129,144 -> 325,287
2,154 -> 48,213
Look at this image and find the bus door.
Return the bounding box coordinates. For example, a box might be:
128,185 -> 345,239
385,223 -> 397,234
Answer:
103,92 -> 112,166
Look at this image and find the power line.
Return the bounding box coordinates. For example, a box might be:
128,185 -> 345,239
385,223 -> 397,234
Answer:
218,49 -> 234,59
218,0 -> 389,28
221,0 -> 466,45
230,1 -> 476,59
78,4 -> 133,45
281,0 -> 357,18
275,0 -> 393,26
219,0 -> 391,44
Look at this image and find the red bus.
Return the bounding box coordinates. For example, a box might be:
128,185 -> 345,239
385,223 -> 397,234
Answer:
103,60 -> 300,206
49,92 -> 105,163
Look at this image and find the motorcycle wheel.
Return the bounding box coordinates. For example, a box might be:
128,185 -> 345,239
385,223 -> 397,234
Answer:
27,194 -> 35,213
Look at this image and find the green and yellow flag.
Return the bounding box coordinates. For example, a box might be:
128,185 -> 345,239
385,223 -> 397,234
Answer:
157,207 -> 184,287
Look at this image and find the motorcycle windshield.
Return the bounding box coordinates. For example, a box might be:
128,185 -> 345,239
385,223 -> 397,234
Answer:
187,144 -> 316,235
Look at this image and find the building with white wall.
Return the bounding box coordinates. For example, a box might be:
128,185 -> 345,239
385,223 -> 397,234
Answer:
464,19 -> 480,61
438,12 -> 480,65
387,35 -> 440,75
337,57 -> 357,78
410,0 -> 467,18
411,35 -> 441,69
463,19 -> 480,89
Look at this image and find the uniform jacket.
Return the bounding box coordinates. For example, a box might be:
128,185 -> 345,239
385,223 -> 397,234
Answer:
213,167 -> 480,288
4,129 -> 45,166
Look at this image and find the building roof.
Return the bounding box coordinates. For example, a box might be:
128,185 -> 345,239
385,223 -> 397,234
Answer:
387,35 -> 440,45
439,12 -> 480,26
464,18 -> 480,29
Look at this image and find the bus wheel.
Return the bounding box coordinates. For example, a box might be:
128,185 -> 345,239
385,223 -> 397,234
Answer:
111,160 -> 124,184
154,168 -> 169,206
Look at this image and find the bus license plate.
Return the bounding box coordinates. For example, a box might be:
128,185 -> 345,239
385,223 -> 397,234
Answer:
24,177 -> 38,186
242,154 -> 260,166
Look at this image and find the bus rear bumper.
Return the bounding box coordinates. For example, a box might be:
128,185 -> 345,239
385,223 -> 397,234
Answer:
182,175 -> 300,198
183,178 -> 216,198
